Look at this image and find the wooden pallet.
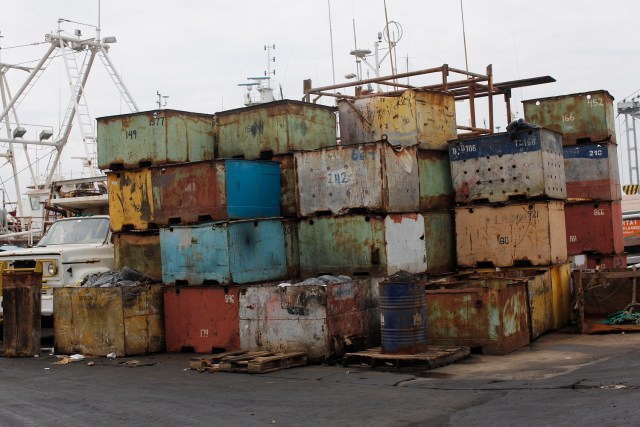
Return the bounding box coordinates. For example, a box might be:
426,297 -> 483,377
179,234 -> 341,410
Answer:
342,346 -> 470,370
190,350 -> 307,374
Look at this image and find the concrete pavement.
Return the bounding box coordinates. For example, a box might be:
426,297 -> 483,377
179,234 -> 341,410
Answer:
0,331 -> 639,426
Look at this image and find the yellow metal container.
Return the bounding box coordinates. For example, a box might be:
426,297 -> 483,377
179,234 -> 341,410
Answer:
107,168 -> 154,232
54,285 -> 165,357
338,89 -> 457,150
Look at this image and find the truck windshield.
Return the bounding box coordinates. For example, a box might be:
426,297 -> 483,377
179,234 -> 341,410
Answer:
37,218 -> 110,246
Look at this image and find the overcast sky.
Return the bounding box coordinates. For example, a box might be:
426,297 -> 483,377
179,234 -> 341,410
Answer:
1,0 -> 639,204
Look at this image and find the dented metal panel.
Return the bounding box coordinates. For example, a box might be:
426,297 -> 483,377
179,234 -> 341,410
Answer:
97,109 -> 215,170
163,286 -> 240,353
563,143 -> 621,200
238,279 -> 379,361
282,218 -> 300,279
298,213 -> 427,277
418,150 -> 454,210
455,201 -> 568,268
2,270 -> 42,357
338,89 -> 456,149
585,253 -> 627,270
295,142 -> 419,216
107,168 -> 154,232
564,201 -> 624,256
523,90 -> 617,145
425,276 -> 530,355
423,211 -> 456,274
273,154 -> 297,217
113,231 -> 162,281
160,219 -> 287,286
151,159 -> 280,225
449,128 -> 566,204
54,285 -> 165,357
215,100 -> 337,159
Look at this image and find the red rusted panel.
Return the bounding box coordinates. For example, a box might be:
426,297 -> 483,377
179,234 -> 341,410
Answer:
273,154 -> 297,217
563,143 -> 621,201
113,231 -> 162,281
163,287 -> 240,353
425,276 -> 530,355
564,201 -> 624,256
586,253 -> 627,270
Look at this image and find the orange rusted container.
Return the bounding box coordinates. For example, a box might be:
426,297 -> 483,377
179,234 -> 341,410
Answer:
273,154 -> 297,217
564,201 -> 624,256
163,286 -> 240,354
455,201 -> 568,268
425,276 -> 530,355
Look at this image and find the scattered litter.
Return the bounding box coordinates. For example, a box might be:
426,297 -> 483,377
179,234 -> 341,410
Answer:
44,368 -> 50,370
52,356 -> 71,365
69,354 -> 85,361
87,361 -> 95,366
106,352 -> 116,359
120,360 -> 141,366
33,354 -> 39,358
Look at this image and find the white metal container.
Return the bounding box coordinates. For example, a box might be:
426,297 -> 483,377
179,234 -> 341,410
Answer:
295,141 -> 419,216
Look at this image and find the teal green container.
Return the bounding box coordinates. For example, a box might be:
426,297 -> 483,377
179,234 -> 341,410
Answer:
423,211 -> 456,274
97,109 -> 215,170
523,90 -> 616,145
215,100 -> 337,159
418,150 -> 454,210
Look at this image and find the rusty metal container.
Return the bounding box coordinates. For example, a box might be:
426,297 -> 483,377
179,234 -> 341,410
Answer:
97,109 -> 215,170
563,142 -> 621,201
573,269 -> 639,333
107,168 -> 154,232
418,150 -> 454,210
273,154 -> 296,217
150,159 -> 280,225
423,211 -> 456,274
215,100 -> 337,159
338,89 -> 456,150
239,277 -> 380,361
298,213 -> 427,277
459,263 -> 571,339
564,201 -> 624,256
295,141 -> 419,216
455,201 -> 568,268
54,285 -> 165,357
282,218 -> 300,279
425,276 -> 530,355
113,231 -> 162,281
449,128 -> 566,204
2,270 -> 42,357
164,286 -> 240,353
160,219 -> 287,286
523,90 -> 616,145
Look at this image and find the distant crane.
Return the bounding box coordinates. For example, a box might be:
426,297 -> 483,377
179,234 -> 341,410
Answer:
618,96 -> 640,185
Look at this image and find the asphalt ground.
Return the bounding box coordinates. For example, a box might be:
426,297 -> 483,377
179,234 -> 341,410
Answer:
1,331 -> 639,426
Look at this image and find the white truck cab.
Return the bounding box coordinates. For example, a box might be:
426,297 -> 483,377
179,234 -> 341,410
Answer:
0,215 -> 114,316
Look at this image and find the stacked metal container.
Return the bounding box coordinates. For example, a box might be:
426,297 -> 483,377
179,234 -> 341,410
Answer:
97,107 -> 297,354
293,89 -> 458,277
442,127 -> 572,353
523,90 -> 625,269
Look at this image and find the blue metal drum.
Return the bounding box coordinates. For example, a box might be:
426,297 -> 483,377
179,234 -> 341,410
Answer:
379,281 -> 427,354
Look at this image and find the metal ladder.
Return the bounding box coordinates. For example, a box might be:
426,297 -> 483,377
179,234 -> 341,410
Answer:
98,48 -> 139,114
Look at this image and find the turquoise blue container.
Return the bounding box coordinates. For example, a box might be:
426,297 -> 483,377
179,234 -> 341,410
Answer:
160,219 -> 287,285
379,281 -> 428,354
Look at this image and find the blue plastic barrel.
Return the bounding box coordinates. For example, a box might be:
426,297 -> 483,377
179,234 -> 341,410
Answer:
379,281 -> 427,354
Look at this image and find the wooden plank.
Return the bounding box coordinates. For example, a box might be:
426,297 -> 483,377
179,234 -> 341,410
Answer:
189,350 -> 249,370
343,346 -> 470,370
247,352 -> 307,374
